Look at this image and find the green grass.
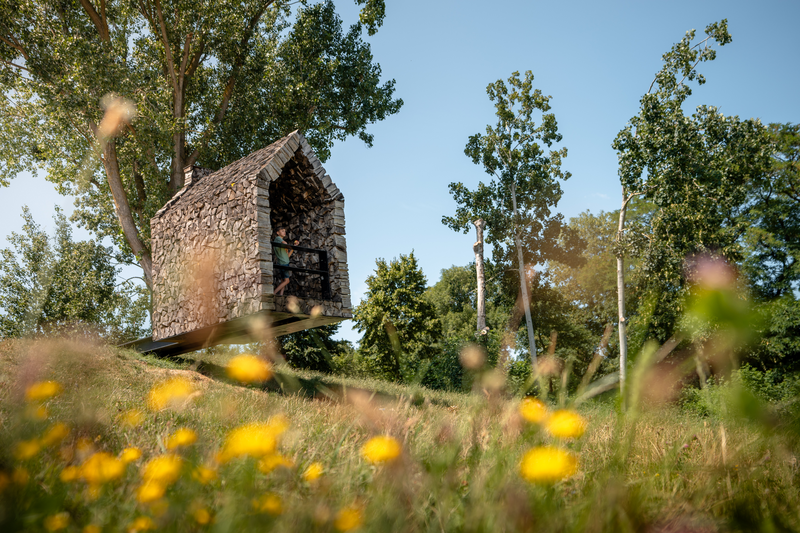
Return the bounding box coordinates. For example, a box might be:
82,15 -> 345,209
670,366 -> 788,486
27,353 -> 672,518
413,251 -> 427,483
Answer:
1,337 -> 798,532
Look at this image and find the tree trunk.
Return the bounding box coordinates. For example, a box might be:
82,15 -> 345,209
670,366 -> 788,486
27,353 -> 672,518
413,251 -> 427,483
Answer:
616,194 -> 629,409
101,140 -> 153,288
473,218 -> 486,334
510,184 -> 537,367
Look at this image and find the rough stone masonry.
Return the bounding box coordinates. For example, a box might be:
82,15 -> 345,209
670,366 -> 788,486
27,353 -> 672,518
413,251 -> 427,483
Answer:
150,131 -> 351,342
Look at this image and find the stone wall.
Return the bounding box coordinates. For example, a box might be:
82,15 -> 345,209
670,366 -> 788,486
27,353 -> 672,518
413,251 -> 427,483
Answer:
151,131 -> 351,342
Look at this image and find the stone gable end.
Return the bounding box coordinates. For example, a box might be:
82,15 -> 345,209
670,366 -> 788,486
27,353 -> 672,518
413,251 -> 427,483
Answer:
150,131 -> 351,342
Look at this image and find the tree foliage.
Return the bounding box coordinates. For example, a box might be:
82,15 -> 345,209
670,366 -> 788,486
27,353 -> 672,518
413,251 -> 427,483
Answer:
613,20 -> 773,343
352,252 -> 441,382
280,323 -> 352,373
0,0 -> 401,286
0,208 -> 148,340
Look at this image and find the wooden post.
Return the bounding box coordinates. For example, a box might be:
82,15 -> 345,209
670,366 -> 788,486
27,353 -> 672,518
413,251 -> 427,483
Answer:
473,218 -> 486,334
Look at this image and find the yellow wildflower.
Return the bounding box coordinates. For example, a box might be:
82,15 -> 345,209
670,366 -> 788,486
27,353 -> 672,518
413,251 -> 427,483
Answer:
14,439 -> 41,460
258,453 -> 294,474
120,447 -> 142,464
120,409 -> 145,428
25,380 -> 63,402
334,506 -> 363,531
142,454 -> 183,486
225,355 -> 272,384
302,462 -> 324,482
60,465 -> 80,482
193,508 -> 212,525
217,416 -> 289,463
192,465 -> 217,485
136,482 -> 166,504
80,452 -> 124,485
83,525 -> 102,533
147,377 -> 196,411
44,512 -> 70,531
41,422 -> 70,447
519,446 -> 578,483
12,468 -> 30,485
519,397 -> 549,424
252,493 -> 283,515
360,436 -> 401,465
165,428 -> 197,450
545,409 -> 587,439
127,516 -> 155,533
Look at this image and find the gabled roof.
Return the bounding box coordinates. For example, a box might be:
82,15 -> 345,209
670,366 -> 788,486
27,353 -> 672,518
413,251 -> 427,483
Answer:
153,130 -> 342,220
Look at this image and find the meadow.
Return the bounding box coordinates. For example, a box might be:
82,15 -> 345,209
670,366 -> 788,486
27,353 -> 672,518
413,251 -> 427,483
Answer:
1,334 -> 798,533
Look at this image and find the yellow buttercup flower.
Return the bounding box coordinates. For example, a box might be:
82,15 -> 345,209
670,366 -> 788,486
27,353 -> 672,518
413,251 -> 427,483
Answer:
519,397 -> 549,424
80,452 -> 125,485
25,380 -> 63,402
60,465 -> 80,482
120,447 -> 143,464
217,416 -> 289,463
545,409 -> 587,439
252,493 -> 283,515
14,439 -> 41,460
142,454 -> 183,486
302,462 -> 324,482
360,436 -> 401,465
136,482 -> 166,504
44,512 -> 70,531
120,408 -> 145,428
192,465 -> 217,485
41,422 -> 70,447
519,446 -> 578,483
193,508 -> 212,525
165,428 -> 197,450
12,468 -> 30,485
127,516 -> 156,532
83,524 -> 102,533
147,377 -> 196,411
258,453 -> 294,474
226,355 -> 272,384
334,506 -> 363,531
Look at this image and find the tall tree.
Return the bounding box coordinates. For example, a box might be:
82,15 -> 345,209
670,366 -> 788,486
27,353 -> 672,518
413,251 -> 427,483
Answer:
443,71 -> 572,368
0,0 -> 401,288
353,252 -> 441,382
280,323 -> 352,373
0,208 -> 148,340
612,20 -> 773,398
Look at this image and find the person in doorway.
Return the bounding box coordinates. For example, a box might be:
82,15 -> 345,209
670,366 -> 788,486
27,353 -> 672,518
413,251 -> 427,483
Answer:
274,227 -> 299,296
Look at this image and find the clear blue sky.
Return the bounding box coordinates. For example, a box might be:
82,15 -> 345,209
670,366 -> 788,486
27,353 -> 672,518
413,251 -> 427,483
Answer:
2,0 -> 798,345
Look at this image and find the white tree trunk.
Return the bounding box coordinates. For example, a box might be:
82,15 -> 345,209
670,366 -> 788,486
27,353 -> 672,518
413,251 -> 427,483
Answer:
510,184 -> 537,367
473,219 -> 487,334
616,194 -> 630,408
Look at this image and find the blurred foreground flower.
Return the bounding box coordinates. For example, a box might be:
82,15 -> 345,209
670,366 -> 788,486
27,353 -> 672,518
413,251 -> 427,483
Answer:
165,428 -> 197,450
147,377 -> 196,411
136,482 -> 166,504
193,508 -> 213,525
519,446 -> 578,483
334,506 -> 364,531
193,465 -> 217,484
25,380 -> 63,402
361,435 -> 401,465
120,447 -> 142,464
14,439 -> 41,460
252,493 -> 283,515
217,416 -> 288,463
41,422 -> 70,447
519,398 -> 549,424
142,454 -> 183,486
60,465 -> 80,482
127,516 -> 156,533
226,355 -> 272,384
258,452 -> 294,474
80,452 -> 124,491
303,462 -> 324,482
44,512 -> 70,531
545,410 -> 587,439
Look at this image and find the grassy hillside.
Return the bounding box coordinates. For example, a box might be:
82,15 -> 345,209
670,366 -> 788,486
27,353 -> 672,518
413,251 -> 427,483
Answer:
1,337 -> 798,532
